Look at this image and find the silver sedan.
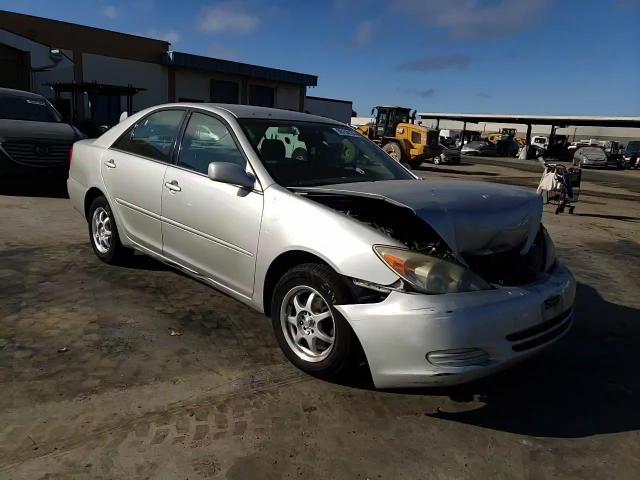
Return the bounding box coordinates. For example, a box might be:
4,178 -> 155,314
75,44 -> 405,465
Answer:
68,104 -> 575,388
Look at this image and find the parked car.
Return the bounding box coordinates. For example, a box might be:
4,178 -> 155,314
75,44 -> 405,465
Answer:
432,143 -> 461,165
573,146 -> 607,168
68,104 -> 575,389
0,87 -> 84,177
461,140 -> 497,156
496,139 -> 520,157
624,141 -> 640,169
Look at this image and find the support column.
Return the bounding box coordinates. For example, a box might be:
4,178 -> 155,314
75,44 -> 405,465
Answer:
435,118 -> 440,130
459,121 -> 466,151
525,124 -> 532,145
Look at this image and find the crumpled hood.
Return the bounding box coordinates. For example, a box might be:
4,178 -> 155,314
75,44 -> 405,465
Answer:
0,119 -> 79,142
302,179 -> 543,256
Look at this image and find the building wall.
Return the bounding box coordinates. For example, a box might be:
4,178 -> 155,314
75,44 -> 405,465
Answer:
82,53 -> 168,112
174,68 -> 303,110
0,11 -> 168,63
305,96 -> 352,124
0,29 -> 74,97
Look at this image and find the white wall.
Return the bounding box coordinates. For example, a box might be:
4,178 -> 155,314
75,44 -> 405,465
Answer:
82,53 -> 168,112
305,97 -> 352,124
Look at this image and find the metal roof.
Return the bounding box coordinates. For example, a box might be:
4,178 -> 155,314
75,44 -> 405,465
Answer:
165,51 -> 318,87
418,112 -> 640,128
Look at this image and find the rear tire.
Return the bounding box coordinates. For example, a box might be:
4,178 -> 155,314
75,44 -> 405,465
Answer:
88,195 -> 133,264
382,142 -> 403,162
271,263 -> 358,380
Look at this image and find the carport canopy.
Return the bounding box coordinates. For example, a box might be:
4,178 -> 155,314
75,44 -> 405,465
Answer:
418,112 -> 640,150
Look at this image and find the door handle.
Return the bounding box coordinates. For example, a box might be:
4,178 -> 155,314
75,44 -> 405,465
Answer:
104,159 -> 116,168
164,180 -> 181,192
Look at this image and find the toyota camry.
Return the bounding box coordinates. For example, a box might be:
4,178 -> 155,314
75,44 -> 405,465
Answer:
67,104 -> 576,388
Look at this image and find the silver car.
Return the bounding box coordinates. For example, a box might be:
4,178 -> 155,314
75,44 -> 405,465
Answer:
573,146 -> 607,168
68,104 -> 576,388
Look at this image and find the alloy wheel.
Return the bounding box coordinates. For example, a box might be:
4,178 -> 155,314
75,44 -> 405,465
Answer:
280,286 -> 335,362
92,207 -> 112,254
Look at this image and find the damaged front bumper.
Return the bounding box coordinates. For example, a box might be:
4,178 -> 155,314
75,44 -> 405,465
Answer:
335,262 -> 576,389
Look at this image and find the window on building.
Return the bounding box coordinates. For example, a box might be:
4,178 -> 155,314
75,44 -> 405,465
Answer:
248,85 -> 275,108
113,109 -> 185,162
210,80 -> 239,104
177,112 -> 246,175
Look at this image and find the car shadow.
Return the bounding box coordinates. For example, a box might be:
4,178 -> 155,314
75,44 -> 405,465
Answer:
0,176 -> 69,198
120,253 -> 172,272
575,213 -> 640,223
338,282 -> 640,438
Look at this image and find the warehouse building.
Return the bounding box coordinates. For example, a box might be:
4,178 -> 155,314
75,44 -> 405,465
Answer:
0,10 -> 321,130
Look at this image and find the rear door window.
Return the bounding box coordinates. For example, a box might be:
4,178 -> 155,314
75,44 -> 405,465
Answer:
114,109 -> 185,162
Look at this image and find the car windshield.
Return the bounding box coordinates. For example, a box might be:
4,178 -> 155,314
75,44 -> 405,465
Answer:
579,147 -> 605,155
239,119 -> 414,187
0,95 -> 62,122
626,142 -> 640,154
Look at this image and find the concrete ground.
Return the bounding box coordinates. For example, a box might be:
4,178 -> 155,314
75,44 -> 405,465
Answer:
1,161 -> 639,479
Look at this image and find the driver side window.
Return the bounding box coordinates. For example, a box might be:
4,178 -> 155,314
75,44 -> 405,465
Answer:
177,112 -> 246,175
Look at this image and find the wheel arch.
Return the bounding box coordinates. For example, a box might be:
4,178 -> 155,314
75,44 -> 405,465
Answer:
84,187 -> 106,220
262,250 -> 334,316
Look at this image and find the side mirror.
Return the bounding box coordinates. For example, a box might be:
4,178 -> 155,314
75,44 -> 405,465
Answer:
284,137 -> 291,145
207,162 -> 255,189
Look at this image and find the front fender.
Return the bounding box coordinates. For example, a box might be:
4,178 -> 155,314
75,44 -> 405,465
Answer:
253,185 -> 402,311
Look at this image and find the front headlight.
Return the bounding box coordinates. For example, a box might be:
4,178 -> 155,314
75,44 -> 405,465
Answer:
374,245 -> 492,294
542,227 -> 557,272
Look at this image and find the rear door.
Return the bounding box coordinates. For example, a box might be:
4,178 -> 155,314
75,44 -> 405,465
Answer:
160,111 -> 263,298
102,108 -> 186,253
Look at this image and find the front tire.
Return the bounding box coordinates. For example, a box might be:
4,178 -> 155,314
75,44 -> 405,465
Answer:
271,263 -> 357,379
88,195 -> 132,264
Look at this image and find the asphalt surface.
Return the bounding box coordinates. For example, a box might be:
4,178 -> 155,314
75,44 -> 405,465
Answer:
1,170 -> 639,479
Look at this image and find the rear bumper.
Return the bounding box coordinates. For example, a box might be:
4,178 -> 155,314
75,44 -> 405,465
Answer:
336,263 -> 576,389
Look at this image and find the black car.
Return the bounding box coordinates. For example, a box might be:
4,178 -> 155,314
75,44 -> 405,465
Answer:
0,88 -> 84,177
432,143 -> 461,165
624,141 -> 640,169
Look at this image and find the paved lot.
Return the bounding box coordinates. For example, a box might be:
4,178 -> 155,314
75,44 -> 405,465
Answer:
1,163 -> 639,479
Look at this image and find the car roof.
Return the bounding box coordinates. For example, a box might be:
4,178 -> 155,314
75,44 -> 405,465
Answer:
175,103 -> 344,125
0,87 -> 46,100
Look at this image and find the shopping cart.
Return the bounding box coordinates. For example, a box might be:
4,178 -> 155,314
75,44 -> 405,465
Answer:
537,160 -> 581,214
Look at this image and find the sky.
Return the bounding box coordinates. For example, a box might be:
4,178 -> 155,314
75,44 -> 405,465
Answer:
2,0 -> 639,116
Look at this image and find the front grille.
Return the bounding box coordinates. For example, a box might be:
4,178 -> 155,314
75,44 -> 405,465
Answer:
463,229 -> 546,286
1,140 -> 71,167
508,309 -> 572,352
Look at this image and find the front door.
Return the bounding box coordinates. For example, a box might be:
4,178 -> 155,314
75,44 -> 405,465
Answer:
101,108 -> 185,253
161,111 -> 263,298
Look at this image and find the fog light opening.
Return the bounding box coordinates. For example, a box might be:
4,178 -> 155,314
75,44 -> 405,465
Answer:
426,348 -> 490,367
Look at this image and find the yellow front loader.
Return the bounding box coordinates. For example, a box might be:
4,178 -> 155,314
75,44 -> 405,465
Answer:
355,106 -> 439,168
